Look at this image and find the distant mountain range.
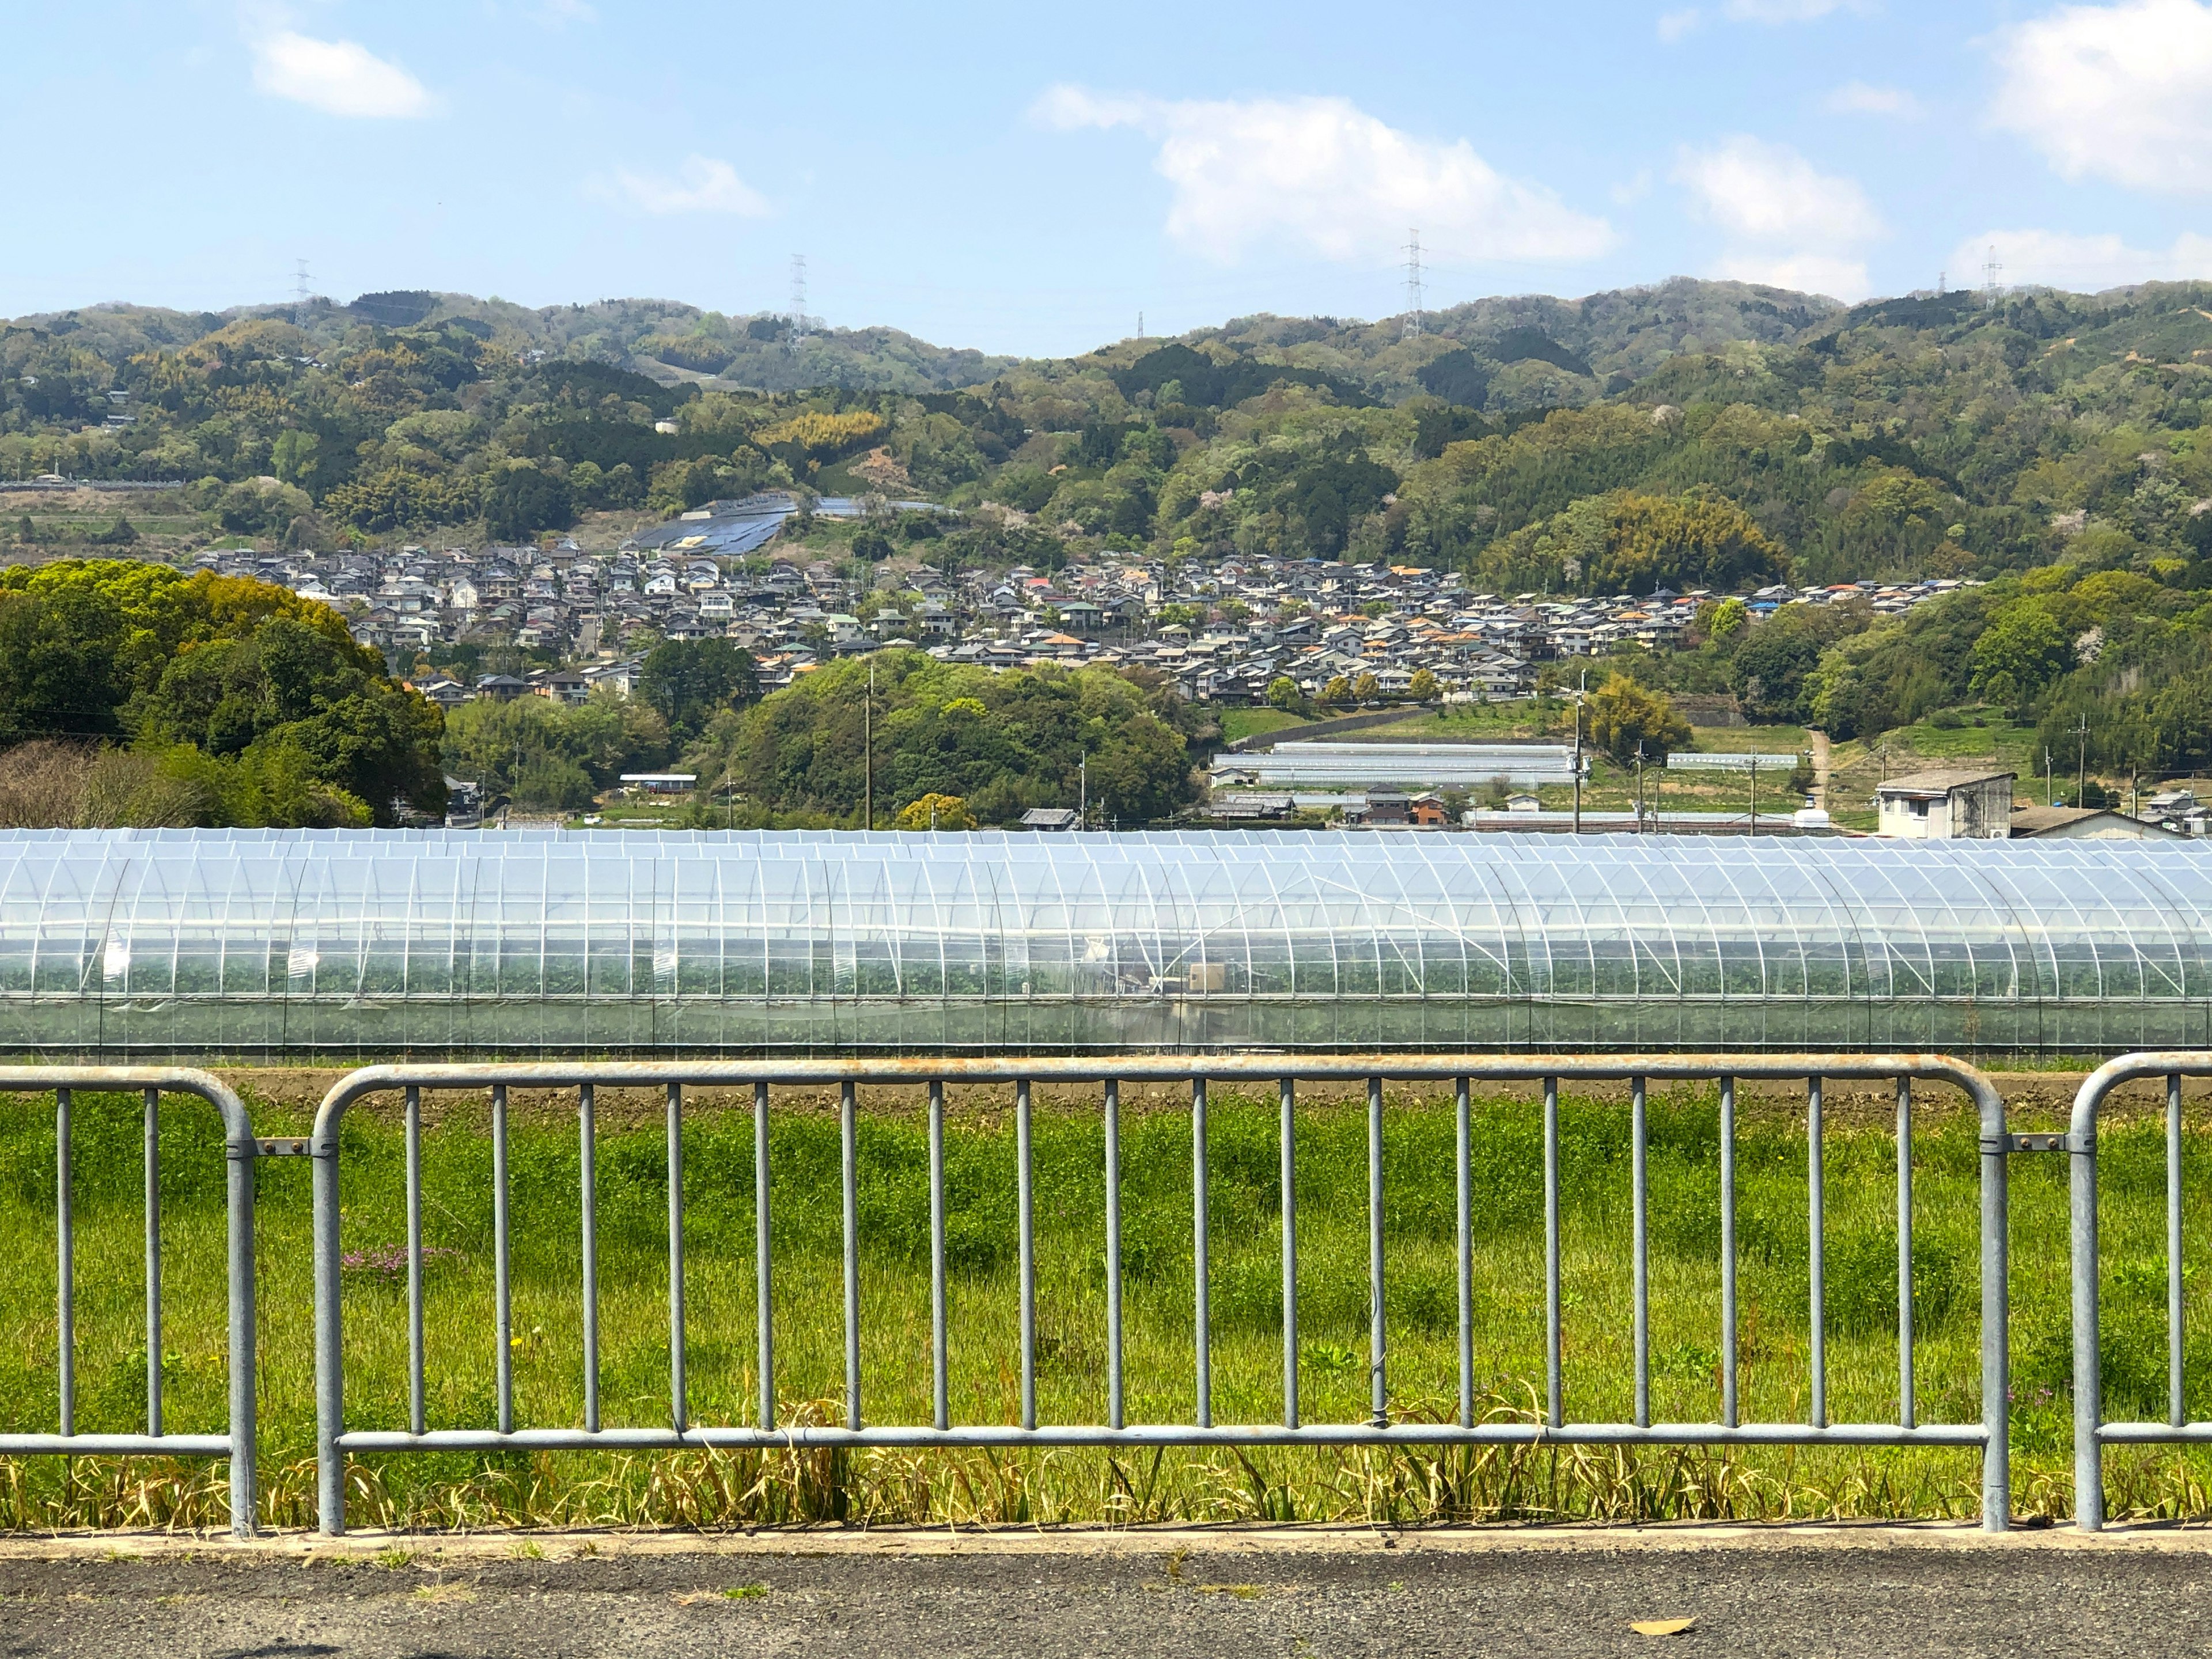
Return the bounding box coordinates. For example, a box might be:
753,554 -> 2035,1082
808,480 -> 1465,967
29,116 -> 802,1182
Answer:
2,278 -> 1855,403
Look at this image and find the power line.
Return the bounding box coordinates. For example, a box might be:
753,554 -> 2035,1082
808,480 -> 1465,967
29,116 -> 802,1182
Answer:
1402,229 -> 1425,339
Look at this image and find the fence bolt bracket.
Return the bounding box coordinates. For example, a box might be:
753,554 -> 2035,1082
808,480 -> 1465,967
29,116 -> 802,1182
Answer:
1986,1132 -> 2081,1154
254,1137 -> 311,1157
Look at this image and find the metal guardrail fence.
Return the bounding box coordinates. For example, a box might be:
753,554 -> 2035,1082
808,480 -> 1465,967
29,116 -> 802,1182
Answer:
2071,1053 -> 2212,1530
0,1067 -> 261,1537
307,1053 -> 2015,1536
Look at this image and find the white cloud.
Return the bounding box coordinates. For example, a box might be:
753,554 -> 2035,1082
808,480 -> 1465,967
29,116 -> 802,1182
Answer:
1825,80 -> 1920,116
589,155 -> 770,216
1034,85 -> 1613,266
1948,227 -> 2212,290
249,30 -> 431,118
1725,0 -> 1854,17
1989,0 -> 2212,192
1658,8 -> 1703,41
1675,135 -> 1885,300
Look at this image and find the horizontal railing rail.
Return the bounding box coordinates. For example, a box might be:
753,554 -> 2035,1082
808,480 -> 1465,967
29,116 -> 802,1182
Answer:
2071,1052 -> 2212,1530
310,1052 -> 2014,1535
0,1066 -> 260,1536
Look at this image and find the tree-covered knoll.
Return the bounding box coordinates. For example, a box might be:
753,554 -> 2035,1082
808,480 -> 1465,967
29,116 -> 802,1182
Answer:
0,560 -> 443,826
687,654 -> 1204,830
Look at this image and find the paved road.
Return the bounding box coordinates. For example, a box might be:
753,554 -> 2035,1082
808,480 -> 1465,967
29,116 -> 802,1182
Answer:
3,1529 -> 2209,1657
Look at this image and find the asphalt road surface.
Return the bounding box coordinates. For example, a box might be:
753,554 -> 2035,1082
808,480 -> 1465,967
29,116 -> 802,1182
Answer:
3,1527 -> 2209,1657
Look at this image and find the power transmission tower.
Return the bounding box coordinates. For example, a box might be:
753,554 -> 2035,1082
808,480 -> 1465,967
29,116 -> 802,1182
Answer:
1982,244 -> 2003,305
787,255 -> 808,353
1402,230 -> 1425,339
293,259 -> 311,305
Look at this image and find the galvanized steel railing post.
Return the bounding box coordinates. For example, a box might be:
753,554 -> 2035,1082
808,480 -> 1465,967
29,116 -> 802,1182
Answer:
1809,1075 -> 1826,1431
492,1084 -> 513,1435
1104,1078 -> 1124,1431
404,1085 -> 425,1438
56,1088 -> 73,1440
1720,1075 -> 1738,1429
929,1078 -> 948,1432
1455,1076 -> 1471,1431
143,1088 -> 161,1440
1368,1075 -> 1387,1427
753,1080 -> 771,1431
1632,1075 -> 1649,1430
1192,1076 -> 1211,1430
1280,1077 -> 1298,1431
2071,1073 -> 2104,1531
579,1084 -> 600,1435
1543,1075 -> 1562,1431
225,1105 -> 257,1536
1017,1078 -> 1036,1432
669,1082 -> 689,1434
1898,1077 -> 1915,1431
839,1080 -> 859,1431
1974,1070 -> 2010,1532
313,1099 -> 343,1534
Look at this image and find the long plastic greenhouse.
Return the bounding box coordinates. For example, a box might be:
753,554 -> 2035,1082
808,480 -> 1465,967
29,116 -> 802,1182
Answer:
0,827 -> 2206,1056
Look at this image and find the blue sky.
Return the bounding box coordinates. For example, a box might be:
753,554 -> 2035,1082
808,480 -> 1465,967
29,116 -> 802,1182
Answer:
10,0 -> 2212,355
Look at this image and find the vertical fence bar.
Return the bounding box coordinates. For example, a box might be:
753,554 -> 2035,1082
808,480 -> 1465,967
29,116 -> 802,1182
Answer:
1544,1076 -> 1562,1431
1194,1076 -> 1211,1429
1368,1076 -> 1387,1426
579,1083 -> 600,1434
228,1118 -> 256,1537
1105,1079 -> 1124,1431
1632,1076 -> 1650,1429
668,1082 -> 688,1434
929,1079 -> 948,1433
1721,1075 -> 1738,1430
56,1088 -> 72,1438
840,1080 -> 860,1431
1808,1075 -> 1826,1430
2071,1088 -> 2104,1531
1898,1077 -> 1915,1431
2172,1074 -> 2186,1430
312,1103 -> 342,1533
404,1084 -> 425,1438
1017,1078 -> 1037,1432
1281,1077 -> 1299,1431
493,1084 -> 513,1435
1981,1074 -> 2010,1533
754,1080 -> 772,1432
1456,1076 -> 1472,1431
143,1087 -> 161,1438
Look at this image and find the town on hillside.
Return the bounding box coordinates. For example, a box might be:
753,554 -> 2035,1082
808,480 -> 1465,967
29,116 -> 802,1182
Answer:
191,491 -> 1971,710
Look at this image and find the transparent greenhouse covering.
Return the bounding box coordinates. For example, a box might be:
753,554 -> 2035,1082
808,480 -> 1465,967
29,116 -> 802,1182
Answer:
1,827 -> 2209,1056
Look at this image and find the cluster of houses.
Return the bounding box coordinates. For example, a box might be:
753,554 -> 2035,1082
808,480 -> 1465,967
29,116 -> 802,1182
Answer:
180,536 -> 1974,712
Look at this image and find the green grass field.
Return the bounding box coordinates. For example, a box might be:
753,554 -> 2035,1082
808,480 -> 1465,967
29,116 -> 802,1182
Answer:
0,1082 -> 2205,1532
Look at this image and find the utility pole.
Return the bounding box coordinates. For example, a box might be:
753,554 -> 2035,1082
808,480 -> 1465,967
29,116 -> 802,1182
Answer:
1080,754 -> 1088,830
2076,713 -> 2090,806
1402,229 -> 1425,340
2046,746 -> 2054,807
725,764 -> 734,831
1571,669 -> 1585,834
863,657 -> 874,831
1749,755 -> 1758,837
1635,740 -> 1645,832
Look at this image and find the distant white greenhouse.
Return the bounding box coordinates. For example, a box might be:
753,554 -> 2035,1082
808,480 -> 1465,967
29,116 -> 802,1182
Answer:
0,828 -> 2205,1057
1218,743 -> 1580,789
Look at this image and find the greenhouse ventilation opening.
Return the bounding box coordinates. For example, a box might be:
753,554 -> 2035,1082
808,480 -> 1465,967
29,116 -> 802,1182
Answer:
0,827 -> 2209,1058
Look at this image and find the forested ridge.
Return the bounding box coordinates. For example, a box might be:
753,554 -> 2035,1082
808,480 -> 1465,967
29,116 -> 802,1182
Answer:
16,275 -> 2212,772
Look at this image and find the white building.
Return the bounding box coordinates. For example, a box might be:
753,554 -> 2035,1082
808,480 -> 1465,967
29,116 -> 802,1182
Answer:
1875,769 -> 2016,839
